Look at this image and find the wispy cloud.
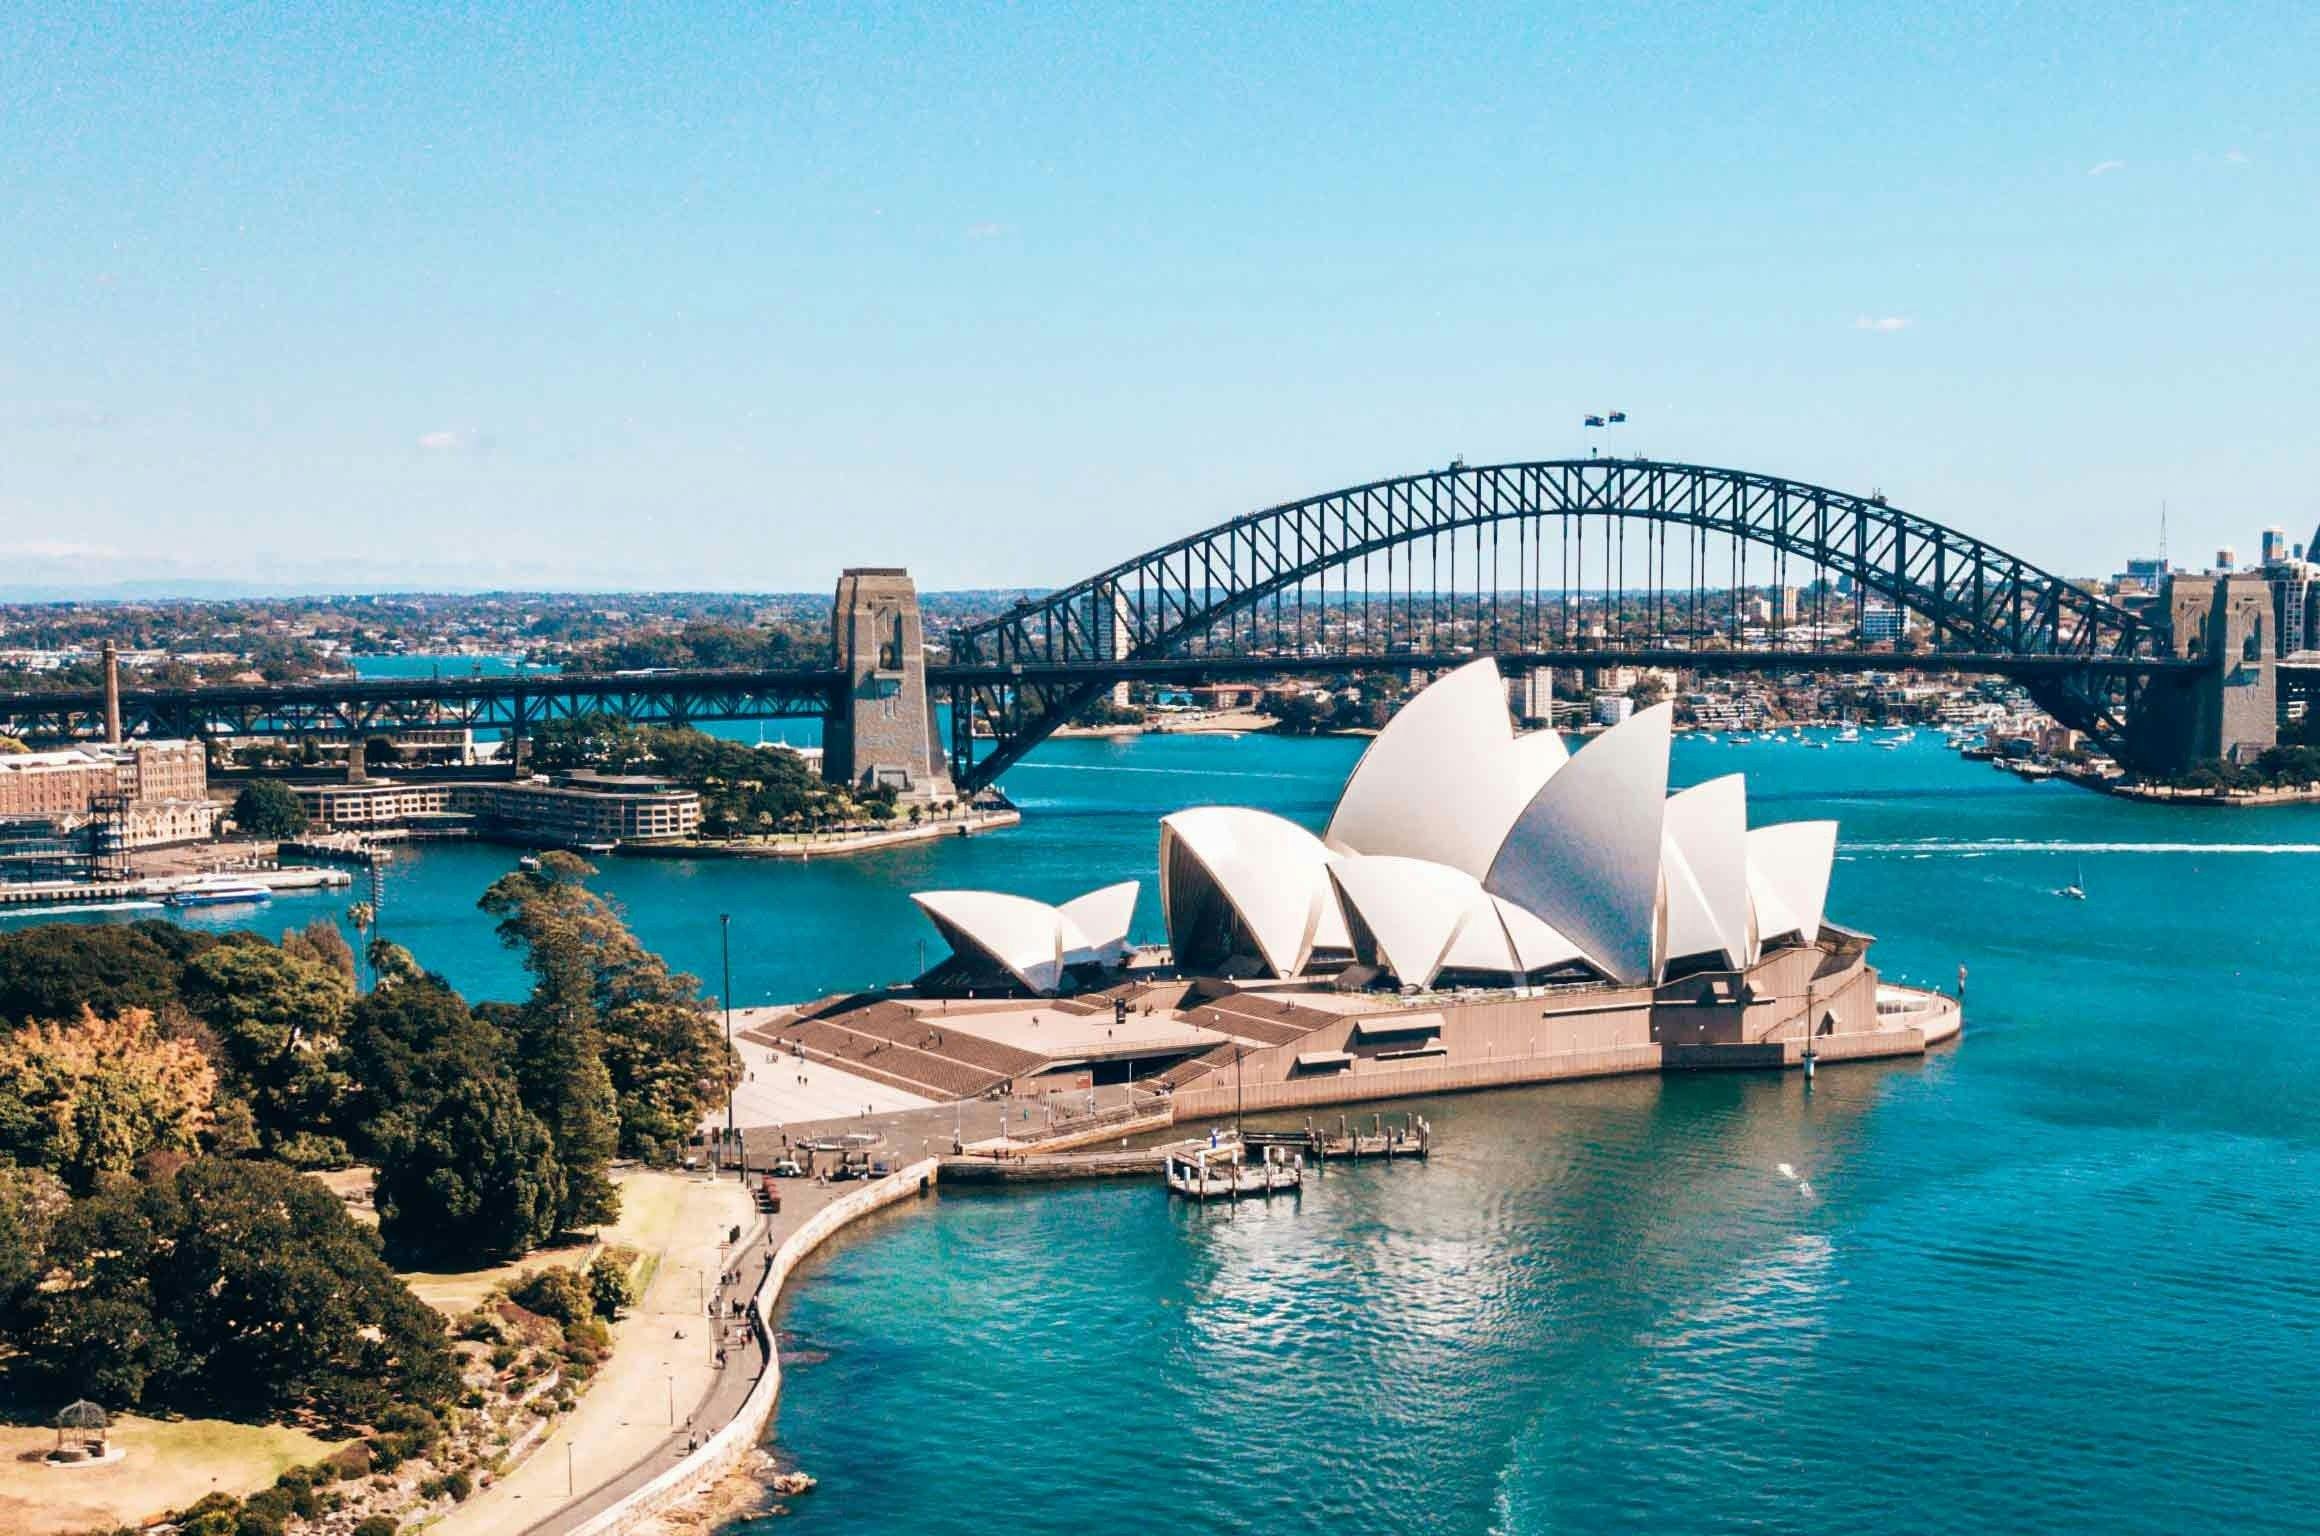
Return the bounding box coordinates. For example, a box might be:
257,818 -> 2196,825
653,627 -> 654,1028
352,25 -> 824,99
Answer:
1853,315 -> 1911,333
0,540 -> 123,561
964,220 -> 1010,240
2223,147 -> 2249,165
416,429 -> 471,452
2087,159 -> 2127,176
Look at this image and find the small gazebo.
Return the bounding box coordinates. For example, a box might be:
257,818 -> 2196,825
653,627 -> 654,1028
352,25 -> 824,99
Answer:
52,1399 -> 109,1459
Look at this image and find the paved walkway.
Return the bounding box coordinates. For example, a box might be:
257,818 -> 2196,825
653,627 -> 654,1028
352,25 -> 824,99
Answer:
435,1172 -> 770,1536
725,1033 -> 935,1126
738,1081 -> 1152,1170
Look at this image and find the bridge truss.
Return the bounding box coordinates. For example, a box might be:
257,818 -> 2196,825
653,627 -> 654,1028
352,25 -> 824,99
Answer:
941,458 -> 2183,789
0,668 -> 841,743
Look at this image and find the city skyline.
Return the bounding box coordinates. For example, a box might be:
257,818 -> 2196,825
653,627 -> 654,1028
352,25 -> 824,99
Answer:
5,1 -> 2315,592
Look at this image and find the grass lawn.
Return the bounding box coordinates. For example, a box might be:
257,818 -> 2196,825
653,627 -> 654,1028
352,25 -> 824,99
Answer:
0,1415 -> 329,1536
398,1167 -> 701,1316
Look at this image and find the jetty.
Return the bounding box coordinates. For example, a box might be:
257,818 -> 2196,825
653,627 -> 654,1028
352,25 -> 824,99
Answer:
1164,1139 -> 1304,1201
1244,1112 -> 1432,1166
937,1115 -> 1433,1194
0,864 -> 353,912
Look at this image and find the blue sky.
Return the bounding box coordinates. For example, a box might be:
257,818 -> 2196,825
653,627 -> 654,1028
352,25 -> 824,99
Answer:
2,1 -> 2313,592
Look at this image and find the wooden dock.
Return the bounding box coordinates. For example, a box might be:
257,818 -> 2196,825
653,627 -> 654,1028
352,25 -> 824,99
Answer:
1243,1111 -> 1432,1167
936,1114 -> 1435,1196
1165,1139 -> 1303,1202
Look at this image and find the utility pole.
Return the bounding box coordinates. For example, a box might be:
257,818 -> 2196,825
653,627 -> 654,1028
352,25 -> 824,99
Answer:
721,913 -> 736,1178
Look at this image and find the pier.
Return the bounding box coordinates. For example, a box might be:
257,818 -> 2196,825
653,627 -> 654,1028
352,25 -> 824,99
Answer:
1245,1112 -> 1433,1167
0,864 -> 352,911
1165,1138 -> 1305,1201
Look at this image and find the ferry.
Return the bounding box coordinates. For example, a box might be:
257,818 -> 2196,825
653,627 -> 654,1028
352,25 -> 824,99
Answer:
165,883 -> 273,909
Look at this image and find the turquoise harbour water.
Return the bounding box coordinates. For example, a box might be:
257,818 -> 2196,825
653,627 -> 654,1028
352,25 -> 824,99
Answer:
10,722 -> 2319,1532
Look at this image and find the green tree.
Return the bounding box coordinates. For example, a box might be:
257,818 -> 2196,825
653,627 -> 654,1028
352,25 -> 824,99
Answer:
480,857 -> 622,1230
586,1251 -> 634,1319
508,1263 -> 594,1326
341,974 -> 509,1153
374,1074 -> 564,1266
0,920 -> 215,1026
26,1159 -> 457,1424
281,917 -> 357,987
178,942 -> 355,1164
481,853 -> 731,1166
0,1165 -> 70,1331
527,712 -> 648,773
231,778 -> 309,838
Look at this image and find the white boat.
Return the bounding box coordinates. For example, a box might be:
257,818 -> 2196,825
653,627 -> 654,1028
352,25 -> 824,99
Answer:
2058,861 -> 2087,901
166,883 -> 272,908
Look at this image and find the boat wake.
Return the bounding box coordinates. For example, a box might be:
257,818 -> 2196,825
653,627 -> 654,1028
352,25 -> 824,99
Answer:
1014,761 -> 1317,780
1839,839 -> 2320,858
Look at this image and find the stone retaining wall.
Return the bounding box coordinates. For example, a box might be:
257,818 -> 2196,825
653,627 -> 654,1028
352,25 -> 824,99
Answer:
562,1159 -> 941,1536
1168,1041 -> 1665,1119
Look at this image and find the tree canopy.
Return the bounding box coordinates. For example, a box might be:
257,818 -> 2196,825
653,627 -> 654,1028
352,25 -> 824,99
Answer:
0,1009 -> 217,1194
374,1074 -> 564,1265
23,1158 -> 457,1423
232,778 -> 310,838
179,942 -> 356,1167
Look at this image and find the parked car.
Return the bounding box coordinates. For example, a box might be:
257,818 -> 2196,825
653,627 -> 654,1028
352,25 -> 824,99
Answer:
771,1157 -> 805,1178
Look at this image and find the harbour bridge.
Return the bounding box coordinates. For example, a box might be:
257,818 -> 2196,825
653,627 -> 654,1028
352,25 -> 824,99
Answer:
3,458 -> 2284,786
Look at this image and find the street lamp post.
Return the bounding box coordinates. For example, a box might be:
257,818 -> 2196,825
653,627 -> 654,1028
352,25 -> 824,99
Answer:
721,913 -> 735,1179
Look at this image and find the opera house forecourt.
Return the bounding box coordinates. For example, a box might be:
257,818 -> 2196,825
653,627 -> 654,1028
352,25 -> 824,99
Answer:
758,661 -> 1958,1122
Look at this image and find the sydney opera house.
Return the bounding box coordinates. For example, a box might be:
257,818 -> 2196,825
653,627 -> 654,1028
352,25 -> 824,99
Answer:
752,662 -> 1957,1120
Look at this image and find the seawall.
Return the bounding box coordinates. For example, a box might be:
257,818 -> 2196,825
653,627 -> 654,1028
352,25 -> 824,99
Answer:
561,1158 -> 941,1536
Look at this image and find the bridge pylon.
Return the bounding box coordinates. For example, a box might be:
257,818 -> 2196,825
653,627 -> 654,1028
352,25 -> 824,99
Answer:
825,568 -> 956,803
2125,572 -> 2279,772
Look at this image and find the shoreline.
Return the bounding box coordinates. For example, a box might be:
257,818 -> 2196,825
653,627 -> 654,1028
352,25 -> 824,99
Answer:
616,809 -> 1021,861
2092,778 -> 2320,807
550,1161 -> 941,1536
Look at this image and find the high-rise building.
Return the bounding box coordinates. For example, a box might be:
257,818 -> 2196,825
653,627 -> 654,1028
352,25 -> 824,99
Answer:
1860,605 -> 1907,643
1511,666 -> 1556,724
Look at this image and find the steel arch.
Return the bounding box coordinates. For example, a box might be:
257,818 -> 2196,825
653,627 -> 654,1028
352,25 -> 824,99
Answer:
944,458 -> 2166,788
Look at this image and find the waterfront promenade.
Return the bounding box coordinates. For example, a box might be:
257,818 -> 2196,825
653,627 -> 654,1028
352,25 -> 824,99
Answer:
435,1173 -> 791,1536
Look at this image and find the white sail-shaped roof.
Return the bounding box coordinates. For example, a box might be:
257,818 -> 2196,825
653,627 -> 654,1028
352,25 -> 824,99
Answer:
1663,774 -> 1752,968
1324,658 -> 1519,878
1058,881 -> 1139,967
1484,702 -> 1673,986
1487,896 -> 1592,977
1329,854 -> 1598,988
1747,821 -> 1838,947
911,880 -> 1142,995
1661,841 -> 1729,972
1507,726 -> 1571,804
1160,807 -> 1344,979
911,890 -> 1071,994
1327,855 -> 1482,989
